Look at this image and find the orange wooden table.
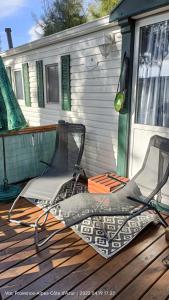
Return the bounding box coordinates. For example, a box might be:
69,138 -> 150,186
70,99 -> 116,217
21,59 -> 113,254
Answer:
88,173 -> 129,193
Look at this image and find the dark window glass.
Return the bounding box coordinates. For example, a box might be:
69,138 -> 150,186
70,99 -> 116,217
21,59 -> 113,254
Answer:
46,64 -> 59,103
14,70 -> 24,100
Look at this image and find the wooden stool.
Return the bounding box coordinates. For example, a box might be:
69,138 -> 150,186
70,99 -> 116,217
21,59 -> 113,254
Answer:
88,172 -> 129,193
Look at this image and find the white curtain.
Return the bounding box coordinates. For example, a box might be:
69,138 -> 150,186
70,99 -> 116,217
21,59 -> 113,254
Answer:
136,21 -> 169,127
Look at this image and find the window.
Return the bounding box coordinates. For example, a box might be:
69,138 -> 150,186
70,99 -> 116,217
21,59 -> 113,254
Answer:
45,64 -> 59,103
136,21 -> 169,127
14,70 -> 24,100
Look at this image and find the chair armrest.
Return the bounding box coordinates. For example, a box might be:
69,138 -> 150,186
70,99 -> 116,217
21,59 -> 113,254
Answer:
40,160 -> 52,167
127,196 -> 150,207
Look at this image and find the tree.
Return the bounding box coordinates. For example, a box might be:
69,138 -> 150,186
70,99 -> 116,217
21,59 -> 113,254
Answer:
88,0 -> 119,19
42,0 -> 87,36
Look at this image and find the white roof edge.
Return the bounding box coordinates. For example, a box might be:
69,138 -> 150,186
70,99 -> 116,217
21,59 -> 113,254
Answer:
1,16 -> 118,58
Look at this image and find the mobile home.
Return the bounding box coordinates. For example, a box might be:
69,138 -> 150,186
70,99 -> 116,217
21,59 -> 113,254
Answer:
1,17 -> 121,177
2,0 -> 169,200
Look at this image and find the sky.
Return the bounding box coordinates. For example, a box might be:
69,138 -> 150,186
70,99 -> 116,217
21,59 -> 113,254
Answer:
0,0 -> 91,52
0,0 -> 44,51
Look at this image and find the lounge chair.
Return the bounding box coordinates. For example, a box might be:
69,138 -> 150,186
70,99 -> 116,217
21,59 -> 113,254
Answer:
35,135 -> 169,248
8,120 -> 86,229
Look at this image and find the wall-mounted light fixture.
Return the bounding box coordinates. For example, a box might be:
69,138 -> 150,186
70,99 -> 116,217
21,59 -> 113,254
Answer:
98,33 -> 115,58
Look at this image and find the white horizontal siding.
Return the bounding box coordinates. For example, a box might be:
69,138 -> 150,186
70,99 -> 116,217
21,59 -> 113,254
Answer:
3,21 -> 122,176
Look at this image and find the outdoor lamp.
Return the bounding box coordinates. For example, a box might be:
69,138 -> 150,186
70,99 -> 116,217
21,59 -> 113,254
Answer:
98,33 -> 114,58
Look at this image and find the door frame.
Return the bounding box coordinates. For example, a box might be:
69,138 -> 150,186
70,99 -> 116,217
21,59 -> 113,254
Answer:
129,11 -> 169,177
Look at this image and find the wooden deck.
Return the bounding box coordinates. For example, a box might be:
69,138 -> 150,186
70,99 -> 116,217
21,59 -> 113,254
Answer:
0,199 -> 169,300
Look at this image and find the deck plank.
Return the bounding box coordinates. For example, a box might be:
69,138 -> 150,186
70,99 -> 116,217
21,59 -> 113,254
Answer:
0,215 -> 55,268
113,248 -> 169,300
0,221 -> 71,281
0,200 -> 32,226
88,233 -> 169,300
36,219 -> 168,298
1,235 -> 86,299
7,242 -> 96,300
0,208 -> 46,242
0,200 -> 168,300
141,270 -> 169,300
60,221 -> 169,300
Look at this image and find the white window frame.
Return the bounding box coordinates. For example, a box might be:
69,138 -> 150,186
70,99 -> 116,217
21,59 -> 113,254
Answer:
43,57 -> 61,107
131,11 -> 169,133
13,69 -> 24,101
129,11 -> 169,177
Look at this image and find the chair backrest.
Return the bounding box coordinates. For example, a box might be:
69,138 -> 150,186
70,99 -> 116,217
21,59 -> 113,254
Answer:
130,135 -> 169,202
50,120 -> 85,173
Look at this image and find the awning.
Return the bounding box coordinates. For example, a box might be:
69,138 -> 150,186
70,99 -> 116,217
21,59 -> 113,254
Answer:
109,0 -> 169,23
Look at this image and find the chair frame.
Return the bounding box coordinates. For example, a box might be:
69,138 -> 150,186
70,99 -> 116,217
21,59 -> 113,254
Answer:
34,135 -> 169,248
8,120 -> 86,229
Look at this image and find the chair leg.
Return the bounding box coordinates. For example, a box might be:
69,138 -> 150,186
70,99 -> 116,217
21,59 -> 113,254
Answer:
8,194 -> 49,228
71,168 -> 87,196
107,216 -> 131,242
9,195 -> 35,227
71,174 -> 80,196
108,206 -> 168,242
95,206 -> 153,243
87,208 -> 151,243
152,207 -> 168,228
34,202 -> 62,245
35,222 -> 70,248
35,200 -> 91,248
35,204 -> 71,248
82,169 -> 87,181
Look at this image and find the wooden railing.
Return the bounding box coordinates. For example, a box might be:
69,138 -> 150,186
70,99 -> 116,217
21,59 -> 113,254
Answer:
0,124 -> 58,137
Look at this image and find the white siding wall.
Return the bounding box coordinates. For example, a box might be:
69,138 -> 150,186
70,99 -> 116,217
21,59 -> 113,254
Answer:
3,24 -> 122,176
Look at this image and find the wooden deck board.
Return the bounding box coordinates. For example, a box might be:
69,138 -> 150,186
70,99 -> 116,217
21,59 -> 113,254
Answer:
87,229 -> 169,300
61,219 -> 169,300
0,200 -> 169,300
114,248 -> 169,300
141,270 -> 169,300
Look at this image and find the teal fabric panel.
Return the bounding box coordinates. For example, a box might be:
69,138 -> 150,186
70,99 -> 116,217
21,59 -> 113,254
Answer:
0,57 -> 27,131
0,130 -> 57,185
6,66 -> 12,83
22,63 -> 31,107
0,138 -> 4,184
36,60 -> 45,108
0,89 -> 8,130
